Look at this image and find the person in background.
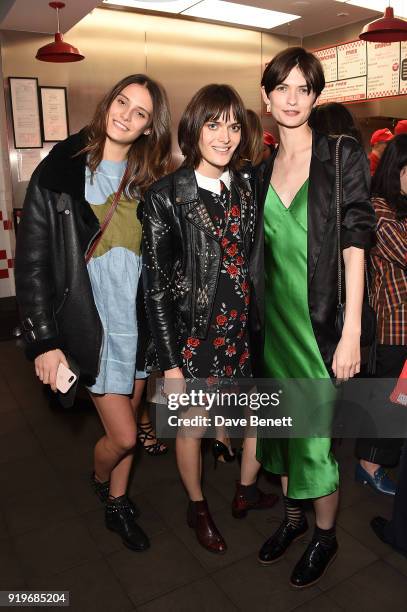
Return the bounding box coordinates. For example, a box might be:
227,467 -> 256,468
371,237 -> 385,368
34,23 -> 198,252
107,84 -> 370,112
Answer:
254,46 -> 375,588
243,109 -> 264,166
355,134 -> 407,495
371,441 -> 407,559
308,101 -> 398,494
137,402 -> 168,455
15,74 -> 172,552
394,119 -> 407,136
369,128 -> 393,175
143,84 -> 277,555
308,101 -> 362,143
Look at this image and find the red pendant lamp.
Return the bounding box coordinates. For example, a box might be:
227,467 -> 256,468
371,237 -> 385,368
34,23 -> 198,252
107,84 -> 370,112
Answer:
36,2 -> 84,62
359,5 -> 407,43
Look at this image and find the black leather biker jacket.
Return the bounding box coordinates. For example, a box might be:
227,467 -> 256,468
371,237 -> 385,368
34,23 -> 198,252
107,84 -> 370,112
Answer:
142,166 -> 259,372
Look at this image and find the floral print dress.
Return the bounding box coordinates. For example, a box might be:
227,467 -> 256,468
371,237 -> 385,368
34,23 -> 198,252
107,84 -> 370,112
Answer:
181,181 -> 251,381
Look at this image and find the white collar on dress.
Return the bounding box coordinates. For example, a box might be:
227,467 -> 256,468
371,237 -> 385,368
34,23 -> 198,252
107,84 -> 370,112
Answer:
194,169 -> 231,196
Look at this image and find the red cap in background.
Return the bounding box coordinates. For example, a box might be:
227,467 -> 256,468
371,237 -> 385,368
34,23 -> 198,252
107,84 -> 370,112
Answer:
394,120 -> 407,135
370,128 -> 393,145
263,131 -> 276,146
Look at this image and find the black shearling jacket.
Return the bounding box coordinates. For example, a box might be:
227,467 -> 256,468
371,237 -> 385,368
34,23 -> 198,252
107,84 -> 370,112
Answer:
142,166 -> 259,372
15,131 -> 103,384
251,130 -> 376,375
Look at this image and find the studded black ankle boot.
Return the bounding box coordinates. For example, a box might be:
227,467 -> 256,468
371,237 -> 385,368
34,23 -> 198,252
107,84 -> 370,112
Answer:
90,472 -> 110,503
105,495 -> 149,552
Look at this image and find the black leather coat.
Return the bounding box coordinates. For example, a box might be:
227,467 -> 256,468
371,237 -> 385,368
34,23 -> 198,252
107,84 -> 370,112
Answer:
251,130 -> 376,375
142,166 -> 258,372
15,131 -> 103,384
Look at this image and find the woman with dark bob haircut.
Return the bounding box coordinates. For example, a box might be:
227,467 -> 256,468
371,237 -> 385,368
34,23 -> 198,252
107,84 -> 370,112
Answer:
252,47 -> 375,586
15,74 -> 172,552
142,84 -> 277,554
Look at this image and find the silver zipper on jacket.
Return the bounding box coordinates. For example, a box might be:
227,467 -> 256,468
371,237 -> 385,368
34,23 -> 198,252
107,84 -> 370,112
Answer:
55,287 -> 69,314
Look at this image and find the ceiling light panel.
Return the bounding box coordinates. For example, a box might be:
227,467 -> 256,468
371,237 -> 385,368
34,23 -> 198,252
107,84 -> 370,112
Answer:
338,0 -> 407,18
181,0 -> 300,29
103,0 -> 197,14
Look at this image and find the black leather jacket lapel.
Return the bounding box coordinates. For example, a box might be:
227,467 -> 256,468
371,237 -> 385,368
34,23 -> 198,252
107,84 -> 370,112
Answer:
307,135 -> 334,288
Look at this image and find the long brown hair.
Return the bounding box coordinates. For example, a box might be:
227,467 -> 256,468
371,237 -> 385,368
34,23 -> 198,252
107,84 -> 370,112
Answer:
81,74 -> 172,197
242,109 -> 264,166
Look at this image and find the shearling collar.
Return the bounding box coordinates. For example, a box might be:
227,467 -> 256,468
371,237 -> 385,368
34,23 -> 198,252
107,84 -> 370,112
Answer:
38,130 -> 88,200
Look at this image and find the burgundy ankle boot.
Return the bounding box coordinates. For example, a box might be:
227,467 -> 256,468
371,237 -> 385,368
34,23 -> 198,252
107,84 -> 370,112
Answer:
232,481 -> 278,519
187,499 -> 227,554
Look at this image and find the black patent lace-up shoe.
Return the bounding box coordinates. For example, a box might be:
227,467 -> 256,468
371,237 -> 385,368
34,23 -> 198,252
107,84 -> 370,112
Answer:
105,495 -> 149,551
258,518 -> 309,565
290,537 -> 338,588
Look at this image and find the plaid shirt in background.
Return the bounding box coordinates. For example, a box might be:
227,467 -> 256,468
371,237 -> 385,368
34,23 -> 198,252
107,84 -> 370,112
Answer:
370,197 -> 407,345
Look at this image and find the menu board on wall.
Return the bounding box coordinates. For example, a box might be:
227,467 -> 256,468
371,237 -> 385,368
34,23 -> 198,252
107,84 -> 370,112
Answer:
367,42 -> 400,98
314,47 -> 338,82
337,40 -> 366,80
319,77 -> 367,103
314,39 -> 405,105
399,41 -> 407,95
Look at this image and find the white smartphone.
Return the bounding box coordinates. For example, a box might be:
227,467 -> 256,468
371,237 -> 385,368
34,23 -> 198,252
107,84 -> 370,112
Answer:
56,362 -> 78,394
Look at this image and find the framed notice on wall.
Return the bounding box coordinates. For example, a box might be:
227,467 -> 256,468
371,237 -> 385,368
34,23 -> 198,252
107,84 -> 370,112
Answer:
40,86 -> 69,142
8,77 -> 42,149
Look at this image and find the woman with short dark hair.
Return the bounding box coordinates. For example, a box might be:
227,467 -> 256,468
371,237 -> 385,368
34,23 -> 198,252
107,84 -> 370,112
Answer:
15,74 -> 172,551
142,83 -> 277,554
254,47 -> 375,587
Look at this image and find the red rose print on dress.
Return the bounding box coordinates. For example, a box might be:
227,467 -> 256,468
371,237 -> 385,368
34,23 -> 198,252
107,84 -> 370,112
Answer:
221,237 -> 229,248
213,337 -> 225,348
216,314 -> 228,326
227,264 -> 238,278
225,365 -> 233,376
187,337 -> 200,347
227,243 -> 238,257
230,223 -> 239,235
231,206 -> 240,218
239,349 -> 249,366
236,256 -> 244,266
183,349 -> 193,360
226,344 -> 236,356
230,309 -> 238,319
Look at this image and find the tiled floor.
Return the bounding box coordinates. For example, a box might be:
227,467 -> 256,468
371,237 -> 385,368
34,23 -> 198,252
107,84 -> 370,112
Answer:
1,339 -> 406,611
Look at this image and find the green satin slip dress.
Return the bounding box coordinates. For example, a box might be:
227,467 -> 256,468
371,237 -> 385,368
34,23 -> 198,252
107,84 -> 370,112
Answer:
256,180 -> 339,499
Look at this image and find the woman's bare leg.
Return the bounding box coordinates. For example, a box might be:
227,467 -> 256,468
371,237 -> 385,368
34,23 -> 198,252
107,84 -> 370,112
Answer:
313,488 -> 339,529
91,379 -> 145,498
240,436 -> 261,485
176,436 -> 203,501
175,406 -> 206,501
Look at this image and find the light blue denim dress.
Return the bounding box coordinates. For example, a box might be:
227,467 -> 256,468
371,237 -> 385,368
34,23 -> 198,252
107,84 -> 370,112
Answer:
85,160 -> 147,395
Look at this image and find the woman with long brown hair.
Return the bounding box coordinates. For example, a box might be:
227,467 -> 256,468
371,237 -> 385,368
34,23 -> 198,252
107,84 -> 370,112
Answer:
15,74 -> 172,551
